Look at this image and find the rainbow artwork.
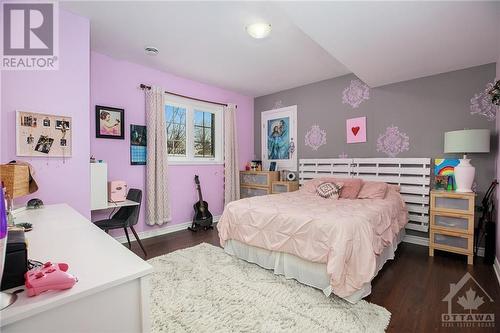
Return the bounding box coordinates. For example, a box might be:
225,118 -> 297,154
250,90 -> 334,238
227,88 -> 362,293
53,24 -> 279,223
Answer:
434,159 -> 460,176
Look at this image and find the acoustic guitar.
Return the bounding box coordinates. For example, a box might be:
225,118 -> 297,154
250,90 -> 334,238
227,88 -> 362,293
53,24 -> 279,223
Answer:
188,175 -> 213,232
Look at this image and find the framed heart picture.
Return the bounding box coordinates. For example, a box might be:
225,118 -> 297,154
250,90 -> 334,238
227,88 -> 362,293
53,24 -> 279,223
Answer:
346,116 -> 366,144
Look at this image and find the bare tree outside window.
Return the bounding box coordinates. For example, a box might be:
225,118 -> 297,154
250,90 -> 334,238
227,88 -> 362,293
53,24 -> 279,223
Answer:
194,110 -> 215,158
166,105 -> 186,155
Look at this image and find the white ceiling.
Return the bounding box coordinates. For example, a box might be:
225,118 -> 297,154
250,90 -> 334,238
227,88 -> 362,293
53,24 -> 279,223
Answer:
280,1 -> 500,88
61,1 -> 350,97
62,1 -> 499,97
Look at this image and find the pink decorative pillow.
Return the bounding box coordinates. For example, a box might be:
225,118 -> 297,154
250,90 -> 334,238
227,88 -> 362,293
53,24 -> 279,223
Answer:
335,178 -> 363,199
316,182 -> 343,199
301,177 -> 363,199
388,184 -> 401,192
357,181 -> 388,199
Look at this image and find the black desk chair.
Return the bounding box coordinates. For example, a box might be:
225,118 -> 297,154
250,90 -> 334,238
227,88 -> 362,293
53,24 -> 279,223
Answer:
94,189 -> 147,257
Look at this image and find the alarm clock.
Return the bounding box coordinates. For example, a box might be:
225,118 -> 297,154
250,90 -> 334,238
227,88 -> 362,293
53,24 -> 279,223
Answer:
286,171 -> 296,181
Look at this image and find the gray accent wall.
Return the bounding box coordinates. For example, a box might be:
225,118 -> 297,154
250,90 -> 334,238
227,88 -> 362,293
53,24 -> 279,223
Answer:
255,64 -> 497,201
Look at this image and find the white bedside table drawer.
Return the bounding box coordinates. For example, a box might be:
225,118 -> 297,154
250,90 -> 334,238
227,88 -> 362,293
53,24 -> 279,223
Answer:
430,230 -> 472,254
240,186 -> 270,198
430,212 -> 474,235
430,192 -> 474,215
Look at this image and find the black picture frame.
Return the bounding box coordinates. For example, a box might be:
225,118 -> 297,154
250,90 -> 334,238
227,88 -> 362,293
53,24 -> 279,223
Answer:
95,105 -> 125,139
269,161 -> 277,171
130,124 -> 147,165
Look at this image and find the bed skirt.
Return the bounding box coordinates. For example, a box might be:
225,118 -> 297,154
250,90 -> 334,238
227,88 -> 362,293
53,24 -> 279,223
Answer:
223,229 -> 405,303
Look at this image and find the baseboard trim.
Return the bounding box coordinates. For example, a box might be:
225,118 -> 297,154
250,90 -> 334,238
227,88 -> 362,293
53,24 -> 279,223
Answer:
403,234 -> 485,257
494,257 -> 500,286
114,215 -> 220,244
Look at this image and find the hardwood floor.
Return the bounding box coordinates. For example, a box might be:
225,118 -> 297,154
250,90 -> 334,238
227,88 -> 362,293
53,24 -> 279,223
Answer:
128,228 -> 499,332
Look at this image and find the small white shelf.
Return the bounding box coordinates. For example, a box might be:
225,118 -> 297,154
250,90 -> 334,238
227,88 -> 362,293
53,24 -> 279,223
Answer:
91,199 -> 139,211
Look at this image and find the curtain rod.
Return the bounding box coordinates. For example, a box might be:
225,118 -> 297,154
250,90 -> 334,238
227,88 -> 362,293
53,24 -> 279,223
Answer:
139,84 -> 236,108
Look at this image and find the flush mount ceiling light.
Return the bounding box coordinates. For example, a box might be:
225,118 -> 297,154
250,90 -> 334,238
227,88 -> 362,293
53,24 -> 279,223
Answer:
246,23 -> 272,39
144,46 -> 159,56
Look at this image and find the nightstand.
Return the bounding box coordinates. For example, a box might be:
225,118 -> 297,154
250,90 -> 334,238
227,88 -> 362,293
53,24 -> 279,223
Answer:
429,190 -> 475,265
271,181 -> 299,194
240,171 -> 279,198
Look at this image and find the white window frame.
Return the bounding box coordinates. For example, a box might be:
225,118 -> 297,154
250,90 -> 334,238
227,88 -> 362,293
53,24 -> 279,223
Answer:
165,94 -> 224,165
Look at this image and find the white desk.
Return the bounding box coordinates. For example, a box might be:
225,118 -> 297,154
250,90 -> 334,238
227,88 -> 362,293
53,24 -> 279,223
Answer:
1,204 -> 152,333
91,199 -> 140,211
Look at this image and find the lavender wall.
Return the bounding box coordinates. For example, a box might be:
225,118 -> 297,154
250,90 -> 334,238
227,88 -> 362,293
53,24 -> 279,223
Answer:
90,52 -> 253,234
496,57 -> 500,261
1,10 -> 91,218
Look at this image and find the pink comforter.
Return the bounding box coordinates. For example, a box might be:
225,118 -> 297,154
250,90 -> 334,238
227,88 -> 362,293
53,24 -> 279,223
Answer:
218,188 -> 408,298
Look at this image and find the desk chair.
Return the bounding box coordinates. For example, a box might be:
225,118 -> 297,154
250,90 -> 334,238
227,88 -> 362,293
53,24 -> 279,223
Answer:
94,189 -> 147,256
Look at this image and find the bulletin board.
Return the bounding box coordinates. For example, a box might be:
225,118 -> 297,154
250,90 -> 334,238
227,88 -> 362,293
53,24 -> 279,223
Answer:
16,111 -> 72,157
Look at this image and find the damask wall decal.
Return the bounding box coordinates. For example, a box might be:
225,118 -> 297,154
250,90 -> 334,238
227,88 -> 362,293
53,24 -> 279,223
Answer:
338,152 -> 348,158
342,79 -> 370,108
376,125 -> 410,157
273,100 -> 284,110
470,81 -> 497,121
304,125 -> 327,151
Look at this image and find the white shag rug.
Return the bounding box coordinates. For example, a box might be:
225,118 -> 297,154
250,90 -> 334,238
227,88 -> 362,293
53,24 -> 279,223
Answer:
148,243 -> 390,333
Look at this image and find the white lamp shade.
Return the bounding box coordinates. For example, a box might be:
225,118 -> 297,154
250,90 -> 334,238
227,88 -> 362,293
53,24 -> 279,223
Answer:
444,129 -> 490,154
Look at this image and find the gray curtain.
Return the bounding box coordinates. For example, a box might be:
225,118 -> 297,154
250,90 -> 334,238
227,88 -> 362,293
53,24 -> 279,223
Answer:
224,104 -> 240,205
145,87 -> 170,225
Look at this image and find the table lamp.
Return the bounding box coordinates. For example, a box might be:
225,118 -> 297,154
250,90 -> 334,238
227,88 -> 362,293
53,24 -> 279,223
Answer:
444,129 -> 490,192
0,164 -> 31,225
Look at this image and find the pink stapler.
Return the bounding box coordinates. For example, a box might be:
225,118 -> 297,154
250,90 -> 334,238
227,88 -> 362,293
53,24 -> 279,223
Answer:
25,262 -> 77,297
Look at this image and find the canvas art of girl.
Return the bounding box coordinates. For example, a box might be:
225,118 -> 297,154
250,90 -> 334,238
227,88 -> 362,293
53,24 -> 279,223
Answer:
100,111 -> 121,136
267,119 -> 290,160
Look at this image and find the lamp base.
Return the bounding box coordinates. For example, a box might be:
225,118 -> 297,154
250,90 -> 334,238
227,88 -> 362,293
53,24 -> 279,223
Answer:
454,158 -> 475,193
1,291 -> 18,310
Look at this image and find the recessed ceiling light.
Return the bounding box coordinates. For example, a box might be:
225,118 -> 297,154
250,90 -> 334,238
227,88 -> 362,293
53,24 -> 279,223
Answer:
246,23 -> 271,39
145,46 -> 159,56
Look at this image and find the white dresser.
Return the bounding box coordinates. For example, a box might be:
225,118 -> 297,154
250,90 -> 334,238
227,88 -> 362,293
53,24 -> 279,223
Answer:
1,204 -> 152,333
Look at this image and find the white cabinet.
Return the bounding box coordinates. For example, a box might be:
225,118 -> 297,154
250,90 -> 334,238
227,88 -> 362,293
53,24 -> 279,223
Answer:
90,163 -> 108,210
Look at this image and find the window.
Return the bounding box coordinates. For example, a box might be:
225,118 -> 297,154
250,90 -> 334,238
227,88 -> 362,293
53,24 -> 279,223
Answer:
165,94 -> 223,164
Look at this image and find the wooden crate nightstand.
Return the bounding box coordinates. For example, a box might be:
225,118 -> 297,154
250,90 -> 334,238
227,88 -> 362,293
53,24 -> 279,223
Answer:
240,171 -> 279,198
429,190 -> 475,265
271,181 -> 299,194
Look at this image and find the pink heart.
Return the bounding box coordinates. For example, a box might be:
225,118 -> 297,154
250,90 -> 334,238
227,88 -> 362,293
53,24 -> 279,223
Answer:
351,126 -> 360,136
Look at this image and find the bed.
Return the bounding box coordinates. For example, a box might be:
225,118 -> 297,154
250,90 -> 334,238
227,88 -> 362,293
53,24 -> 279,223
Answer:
218,158 -> 431,303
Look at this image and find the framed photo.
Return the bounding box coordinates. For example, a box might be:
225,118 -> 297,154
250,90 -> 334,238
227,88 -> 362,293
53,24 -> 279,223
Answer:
96,105 -> 125,139
261,105 -> 297,171
269,161 -> 277,171
130,124 -> 147,165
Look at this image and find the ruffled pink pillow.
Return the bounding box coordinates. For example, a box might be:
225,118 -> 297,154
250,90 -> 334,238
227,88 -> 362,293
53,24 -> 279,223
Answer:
357,181 -> 388,199
301,177 -> 363,199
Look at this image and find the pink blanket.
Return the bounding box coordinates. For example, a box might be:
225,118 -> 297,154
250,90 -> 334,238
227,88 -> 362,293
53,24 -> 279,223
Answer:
218,188 -> 407,298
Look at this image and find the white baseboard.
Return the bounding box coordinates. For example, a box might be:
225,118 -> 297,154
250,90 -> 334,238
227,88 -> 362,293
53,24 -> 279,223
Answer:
494,257 -> 500,286
403,234 -> 485,257
114,215 -> 220,244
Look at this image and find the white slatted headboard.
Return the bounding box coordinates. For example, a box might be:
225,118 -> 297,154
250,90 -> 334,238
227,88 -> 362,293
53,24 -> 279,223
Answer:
299,158 -> 431,232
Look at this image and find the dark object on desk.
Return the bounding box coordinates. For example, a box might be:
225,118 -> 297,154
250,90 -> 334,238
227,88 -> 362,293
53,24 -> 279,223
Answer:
1,229 -> 28,291
16,222 -> 32,232
27,198 -> 44,209
94,189 -> 147,257
188,175 -> 213,232
474,180 -> 497,264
